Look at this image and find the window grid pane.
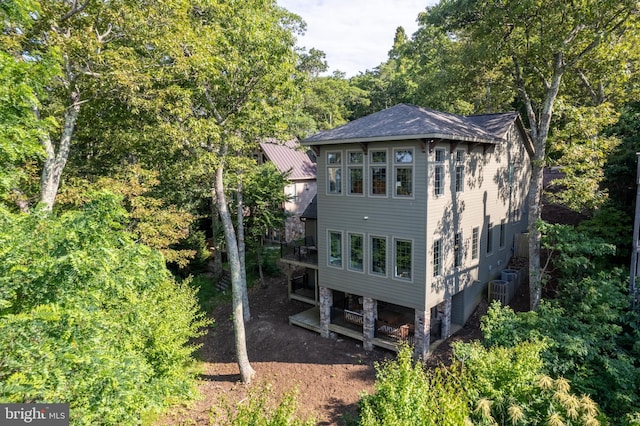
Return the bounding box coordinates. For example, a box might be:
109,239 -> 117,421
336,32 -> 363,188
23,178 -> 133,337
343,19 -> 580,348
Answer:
349,234 -> 363,271
472,227 -> 479,260
487,222 -> 493,253
395,167 -> 413,196
454,233 -> 462,267
435,166 -> 444,196
371,237 -> 386,275
329,232 -> 342,267
349,167 -> 363,194
371,167 -> 386,195
395,240 -> 412,279
433,239 -> 442,277
500,220 -> 506,248
328,167 -> 342,194
455,165 -> 464,192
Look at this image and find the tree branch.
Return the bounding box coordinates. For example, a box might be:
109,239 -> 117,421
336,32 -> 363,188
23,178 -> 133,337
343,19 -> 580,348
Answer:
62,0 -> 90,21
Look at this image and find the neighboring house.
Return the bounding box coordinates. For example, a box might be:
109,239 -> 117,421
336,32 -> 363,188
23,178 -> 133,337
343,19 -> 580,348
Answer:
258,139 -> 317,242
282,103 -> 533,358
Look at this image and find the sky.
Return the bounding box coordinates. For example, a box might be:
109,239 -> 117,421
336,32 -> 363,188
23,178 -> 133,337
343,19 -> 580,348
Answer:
277,0 -> 437,77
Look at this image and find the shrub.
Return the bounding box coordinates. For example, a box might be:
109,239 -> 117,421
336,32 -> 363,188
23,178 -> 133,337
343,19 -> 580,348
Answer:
0,194 -> 209,424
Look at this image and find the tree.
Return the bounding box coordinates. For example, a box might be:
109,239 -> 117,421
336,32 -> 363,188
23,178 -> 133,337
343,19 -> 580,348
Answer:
428,0 -> 640,308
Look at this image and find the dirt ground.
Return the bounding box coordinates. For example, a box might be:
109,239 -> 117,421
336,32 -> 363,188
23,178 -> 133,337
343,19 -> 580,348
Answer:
157,273 -> 531,426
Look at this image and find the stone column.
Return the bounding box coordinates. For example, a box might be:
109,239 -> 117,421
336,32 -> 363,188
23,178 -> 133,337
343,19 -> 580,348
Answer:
319,286 -> 332,338
414,309 -> 431,360
362,297 -> 377,351
441,297 -> 452,339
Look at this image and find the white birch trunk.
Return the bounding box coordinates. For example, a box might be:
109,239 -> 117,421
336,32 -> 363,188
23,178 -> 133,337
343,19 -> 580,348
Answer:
39,88 -> 81,211
214,165 -> 255,384
236,177 -> 250,322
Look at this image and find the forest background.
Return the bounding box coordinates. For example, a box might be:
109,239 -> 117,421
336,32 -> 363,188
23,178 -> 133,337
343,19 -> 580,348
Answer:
1,0 -> 640,424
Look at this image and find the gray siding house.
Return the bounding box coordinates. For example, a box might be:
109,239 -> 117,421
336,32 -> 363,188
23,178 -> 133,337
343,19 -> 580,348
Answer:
285,103 -> 532,358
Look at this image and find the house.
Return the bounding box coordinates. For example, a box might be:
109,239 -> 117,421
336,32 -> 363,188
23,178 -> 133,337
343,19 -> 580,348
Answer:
257,139 -> 317,242
282,103 -> 532,358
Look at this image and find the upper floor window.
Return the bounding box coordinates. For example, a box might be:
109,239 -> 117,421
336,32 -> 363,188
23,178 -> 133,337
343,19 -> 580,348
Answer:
328,230 -> 343,267
348,151 -> 364,195
370,236 -> 386,276
395,239 -> 412,280
349,233 -> 364,272
327,151 -> 342,194
433,238 -> 442,277
455,149 -> 465,193
472,227 -> 479,260
434,148 -> 445,196
370,150 -> 387,196
394,148 -> 413,197
454,232 -> 462,268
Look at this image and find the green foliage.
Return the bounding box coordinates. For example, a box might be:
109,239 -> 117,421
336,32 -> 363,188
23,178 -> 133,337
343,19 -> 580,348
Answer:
0,194 -> 209,424
358,345 -> 469,425
212,384 -> 315,426
454,341 -> 602,425
539,221 -> 616,281
481,269 -> 640,422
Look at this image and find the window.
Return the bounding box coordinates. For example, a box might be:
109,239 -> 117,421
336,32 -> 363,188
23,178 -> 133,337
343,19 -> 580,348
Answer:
395,239 -> 412,280
349,233 -> 364,272
394,148 -> 413,197
433,238 -> 442,277
328,231 -> 342,267
370,150 -> 387,196
434,149 -> 445,196
327,151 -> 342,194
348,151 -> 364,195
487,222 -> 494,254
472,227 -> 479,260
499,219 -> 506,249
370,236 -> 386,275
455,150 -> 464,193
454,232 -> 462,268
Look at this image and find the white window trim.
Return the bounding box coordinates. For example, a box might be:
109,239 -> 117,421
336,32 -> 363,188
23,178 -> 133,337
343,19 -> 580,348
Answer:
326,150 -> 343,196
432,236 -> 443,278
369,148 -> 388,198
369,234 -> 387,277
499,218 -> 507,250
347,149 -> 366,197
327,229 -> 344,269
392,147 -> 415,199
347,232 -> 365,273
393,237 -> 414,282
471,226 -> 480,261
454,231 -> 463,269
434,148 -> 446,197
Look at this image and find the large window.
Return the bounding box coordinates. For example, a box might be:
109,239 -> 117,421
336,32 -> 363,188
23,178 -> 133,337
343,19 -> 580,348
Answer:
349,233 -> 364,272
328,231 -> 342,267
433,238 -> 442,277
327,151 -> 342,194
434,149 -> 445,196
472,227 -> 479,260
394,148 -> 413,197
370,236 -> 386,275
348,151 -> 364,195
395,239 -> 412,280
454,232 -> 462,268
370,150 -> 387,196
455,149 -> 465,193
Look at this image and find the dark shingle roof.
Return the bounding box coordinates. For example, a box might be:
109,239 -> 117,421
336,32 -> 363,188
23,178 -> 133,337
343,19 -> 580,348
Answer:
303,104 -> 519,145
301,195 -> 317,220
259,139 -> 316,180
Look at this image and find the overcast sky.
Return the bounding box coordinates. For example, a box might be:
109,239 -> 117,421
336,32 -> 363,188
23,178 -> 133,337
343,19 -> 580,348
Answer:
277,0 -> 437,77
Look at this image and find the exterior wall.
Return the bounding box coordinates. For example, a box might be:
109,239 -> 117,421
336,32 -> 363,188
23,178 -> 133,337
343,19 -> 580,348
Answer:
316,141 -> 428,309
313,125 -> 530,326
284,180 -> 317,242
425,126 -> 530,324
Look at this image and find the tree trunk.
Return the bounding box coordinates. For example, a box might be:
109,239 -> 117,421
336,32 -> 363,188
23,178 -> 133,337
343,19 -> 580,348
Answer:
214,165 -> 255,384
209,187 -> 223,277
236,176 -> 250,322
525,57 -> 565,310
39,88 -> 81,211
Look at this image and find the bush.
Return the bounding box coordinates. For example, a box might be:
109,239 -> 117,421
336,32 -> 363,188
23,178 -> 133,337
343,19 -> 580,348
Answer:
0,194 -> 209,424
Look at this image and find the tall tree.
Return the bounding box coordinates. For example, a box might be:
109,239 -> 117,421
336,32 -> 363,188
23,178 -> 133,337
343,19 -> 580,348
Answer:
429,0 -> 640,309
